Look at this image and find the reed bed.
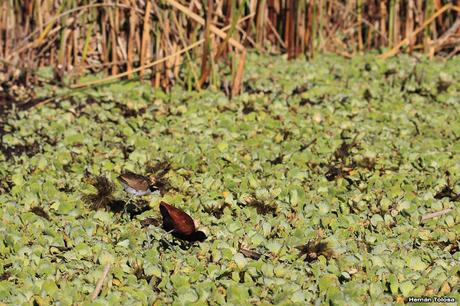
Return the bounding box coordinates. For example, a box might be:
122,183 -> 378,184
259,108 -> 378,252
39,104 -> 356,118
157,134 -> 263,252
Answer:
0,0 -> 459,104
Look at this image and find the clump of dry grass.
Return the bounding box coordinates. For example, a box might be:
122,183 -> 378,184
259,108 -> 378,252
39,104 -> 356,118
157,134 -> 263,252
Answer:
242,194 -> 277,216
296,239 -> 335,262
82,176 -> 115,211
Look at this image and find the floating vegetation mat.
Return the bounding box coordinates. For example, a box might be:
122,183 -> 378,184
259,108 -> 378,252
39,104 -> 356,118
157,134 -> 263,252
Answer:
0,53 -> 459,304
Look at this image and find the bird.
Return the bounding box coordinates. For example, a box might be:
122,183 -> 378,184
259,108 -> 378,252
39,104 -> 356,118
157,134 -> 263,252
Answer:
117,171 -> 160,196
159,201 -> 207,242
117,171 -> 160,211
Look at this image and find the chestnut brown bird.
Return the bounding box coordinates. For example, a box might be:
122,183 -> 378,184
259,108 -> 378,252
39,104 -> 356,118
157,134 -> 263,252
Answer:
159,201 -> 207,242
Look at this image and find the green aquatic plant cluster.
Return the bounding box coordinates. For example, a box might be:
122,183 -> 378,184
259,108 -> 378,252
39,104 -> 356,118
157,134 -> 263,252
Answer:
1,53 -> 459,305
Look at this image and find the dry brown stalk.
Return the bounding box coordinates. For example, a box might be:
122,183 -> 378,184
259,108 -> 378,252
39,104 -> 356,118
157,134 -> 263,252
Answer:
421,208 -> 453,222
91,263 -> 111,300
139,0 -> 152,80
267,18 -> 286,48
394,0 -> 401,46
406,0 -> 415,54
357,0 -> 363,51
108,2 -> 118,76
154,28 -> 161,89
231,49 -> 246,97
198,0 -> 213,88
127,0 -> 137,79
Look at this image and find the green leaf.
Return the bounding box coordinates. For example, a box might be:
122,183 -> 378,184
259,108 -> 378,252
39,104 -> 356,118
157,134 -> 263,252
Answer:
234,253 -> 248,270
388,274 -> 399,295
370,214 -> 384,226
41,279 -> 59,296
217,142 -> 228,152
407,256 -> 427,271
400,281 -> 414,296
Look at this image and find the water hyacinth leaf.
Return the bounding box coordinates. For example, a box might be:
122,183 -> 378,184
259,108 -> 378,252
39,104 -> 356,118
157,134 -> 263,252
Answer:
175,287 -> 198,303
318,202 -> 330,215
388,274 -> 399,295
41,279 -> 59,295
399,281 -> 414,296
217,142 -> 228,152
318,274 -> 339,292
290,290 -> 306,303
234,253 -> 248,270
11,173 -> 24,186
98,252 -> 115,265
250,234 -> 265,246
226,284 -> 250,304
171,274 -> 190,289
407,257 -> 427,271
266,240 -> 283,254
93,211 -> 112,224
370,214 -> 384,226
